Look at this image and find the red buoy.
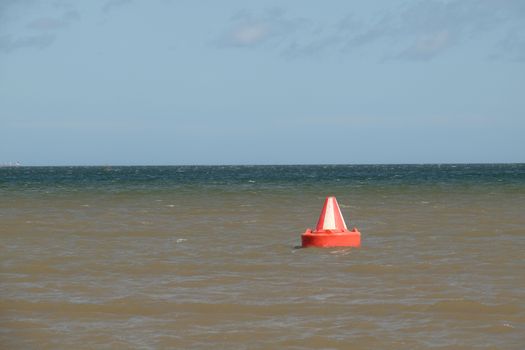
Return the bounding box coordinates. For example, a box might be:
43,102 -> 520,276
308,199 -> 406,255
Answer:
301,196 -> 361,248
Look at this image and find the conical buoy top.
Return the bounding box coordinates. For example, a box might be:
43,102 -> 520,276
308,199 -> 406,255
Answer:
315,196 -> 347,232
301,196 -> 361,248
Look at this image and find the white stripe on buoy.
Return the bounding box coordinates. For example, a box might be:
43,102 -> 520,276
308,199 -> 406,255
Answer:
323,198 -> 336,229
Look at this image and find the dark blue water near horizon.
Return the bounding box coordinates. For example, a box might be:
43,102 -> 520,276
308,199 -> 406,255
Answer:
2,164 -> 524,190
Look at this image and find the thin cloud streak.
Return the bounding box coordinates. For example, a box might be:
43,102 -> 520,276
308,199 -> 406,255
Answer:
26,10 -> 80,31
218,8 -> 311,48
0,33 -> 55,53
27,18 -> 67,31
0,3 -> 80,54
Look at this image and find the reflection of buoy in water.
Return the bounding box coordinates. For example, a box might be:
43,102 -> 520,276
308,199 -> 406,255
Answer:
301,196 -> 361,248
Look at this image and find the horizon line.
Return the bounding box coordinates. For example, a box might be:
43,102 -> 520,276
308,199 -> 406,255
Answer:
1,162 -> 524,167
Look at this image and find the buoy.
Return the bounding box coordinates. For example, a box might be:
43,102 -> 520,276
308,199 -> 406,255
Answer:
301,196 -> 361,248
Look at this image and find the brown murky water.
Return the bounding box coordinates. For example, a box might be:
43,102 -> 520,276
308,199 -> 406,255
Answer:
1,166 -> 524,349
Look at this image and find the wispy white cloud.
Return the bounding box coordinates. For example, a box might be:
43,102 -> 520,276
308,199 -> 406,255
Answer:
102,0 -> 133,14
230,22 -> 269,47
220,0 -> 525,62
218,8 -> 311,48
396,30 -> 454,61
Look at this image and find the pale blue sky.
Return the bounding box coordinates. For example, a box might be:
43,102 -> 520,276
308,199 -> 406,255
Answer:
1,0 -> 524,165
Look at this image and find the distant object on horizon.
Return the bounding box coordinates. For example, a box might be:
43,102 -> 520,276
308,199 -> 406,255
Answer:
0,161 -> 21,167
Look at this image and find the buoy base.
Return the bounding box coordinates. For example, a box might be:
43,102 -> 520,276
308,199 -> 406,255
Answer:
301,228 -> 361,248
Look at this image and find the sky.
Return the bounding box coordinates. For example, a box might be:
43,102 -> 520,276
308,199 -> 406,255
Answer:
1,0 -> 524,165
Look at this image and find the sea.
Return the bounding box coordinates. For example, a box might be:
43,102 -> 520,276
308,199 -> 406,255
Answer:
1,164 -> 524,349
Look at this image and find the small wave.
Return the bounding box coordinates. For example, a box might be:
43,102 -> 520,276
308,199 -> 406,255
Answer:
329,249 -> 352,256
309,293 -> 336,301
459,230 -> 498,238
425,299 -> 519,315
344,264 -> 401,274
0,299 -> 335,317
482,322 -> 516,334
